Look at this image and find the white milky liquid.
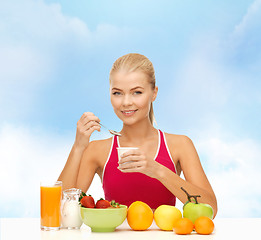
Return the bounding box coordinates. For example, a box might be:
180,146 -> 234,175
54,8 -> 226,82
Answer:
61,200 -> 82,229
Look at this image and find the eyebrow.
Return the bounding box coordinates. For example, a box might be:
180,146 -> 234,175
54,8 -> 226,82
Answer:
111,86 -> 144,91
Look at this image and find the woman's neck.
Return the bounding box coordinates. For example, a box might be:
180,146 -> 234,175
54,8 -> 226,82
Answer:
120,119 -> 157,145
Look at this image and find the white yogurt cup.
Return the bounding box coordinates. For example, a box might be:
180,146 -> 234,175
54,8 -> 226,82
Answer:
116,147 -> 138,163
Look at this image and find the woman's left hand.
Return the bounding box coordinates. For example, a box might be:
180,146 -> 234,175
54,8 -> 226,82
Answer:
117,149 -> 160,178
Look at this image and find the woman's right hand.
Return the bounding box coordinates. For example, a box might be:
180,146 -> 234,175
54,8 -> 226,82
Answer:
74,112 -> 101,150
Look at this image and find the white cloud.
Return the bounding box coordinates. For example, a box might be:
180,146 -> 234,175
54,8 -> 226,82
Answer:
0,0 -> 131,217
158,2 -> 261,217
1,122 -> 260,217
233,0 -> 261,37
197,130 -> 261,217
0,1 -> 90,44
0,124 -> 105,217
0,0 -> 91,86
160,39 -> 233,132
159,0 -> 261,132
0,45 -> 51,116
174,50 -> 230,107
0,124 -> 68,217
166,0 -> 261,115
0,0 -> 131,120
228,0 -> 261,69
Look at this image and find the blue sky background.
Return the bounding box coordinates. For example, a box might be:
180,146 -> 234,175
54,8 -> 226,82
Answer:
0,0 -> 261,218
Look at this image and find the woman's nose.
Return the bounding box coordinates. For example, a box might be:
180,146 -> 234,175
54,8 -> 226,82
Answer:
122,95 -> 133,106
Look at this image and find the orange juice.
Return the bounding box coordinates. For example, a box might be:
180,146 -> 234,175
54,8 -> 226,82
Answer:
40,181 -> 62,230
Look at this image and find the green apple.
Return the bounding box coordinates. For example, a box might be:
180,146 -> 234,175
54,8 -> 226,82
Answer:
181,187 -> 214,224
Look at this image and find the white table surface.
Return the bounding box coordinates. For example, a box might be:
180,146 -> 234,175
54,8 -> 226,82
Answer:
1,218 -> 260,240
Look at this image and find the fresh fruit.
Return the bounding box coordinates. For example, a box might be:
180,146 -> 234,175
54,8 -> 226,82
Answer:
79,192 -> 121,209
96,198 -> 111,208
127,201 -> 153,230
194,216 -> 214,235
110,200 -> 120,208
181,187 -> 214,223
154,205 -> 182,231
173,218 -> 194,235
80,195 -> 95,208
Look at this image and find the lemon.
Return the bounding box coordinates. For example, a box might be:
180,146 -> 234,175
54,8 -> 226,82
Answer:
154,205 -> 182,231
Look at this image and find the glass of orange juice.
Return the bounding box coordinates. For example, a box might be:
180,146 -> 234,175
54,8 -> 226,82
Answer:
40,181 -> 62,230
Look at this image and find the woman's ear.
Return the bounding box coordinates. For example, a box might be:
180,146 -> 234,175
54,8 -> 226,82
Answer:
152,86 -> 158,102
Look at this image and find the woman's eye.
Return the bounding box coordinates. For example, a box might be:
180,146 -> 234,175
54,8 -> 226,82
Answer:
112,92 -> 121,95
134,91 -> 142,95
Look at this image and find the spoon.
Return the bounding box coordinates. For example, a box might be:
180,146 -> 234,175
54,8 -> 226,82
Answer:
98,122 -> 122,136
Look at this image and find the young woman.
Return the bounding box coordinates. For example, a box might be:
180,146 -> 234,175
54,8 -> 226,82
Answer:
58,53 -> 217,217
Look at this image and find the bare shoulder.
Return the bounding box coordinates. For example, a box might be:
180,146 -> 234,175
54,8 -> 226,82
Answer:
83,137 -> 113,162
164,132 -> 196,160
164,132 -> 193,148
87,137 -> 113,151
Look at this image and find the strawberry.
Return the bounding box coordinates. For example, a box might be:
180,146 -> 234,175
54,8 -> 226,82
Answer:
95,198 -> 111,208
80,195 -> 95,208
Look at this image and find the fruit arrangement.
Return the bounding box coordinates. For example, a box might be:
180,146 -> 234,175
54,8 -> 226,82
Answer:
181,187 -> 214,223
79,188 -> 215,235
126,187 -> 215,235
79,192 -> 120,209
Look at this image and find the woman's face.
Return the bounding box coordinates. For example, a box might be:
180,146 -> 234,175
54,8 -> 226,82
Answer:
110,71 -> 158,125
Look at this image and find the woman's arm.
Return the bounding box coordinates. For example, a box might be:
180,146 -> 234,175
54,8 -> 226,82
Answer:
118,134 -> 217,217
58,144 -> 85,190
76,137 -> 112,192
58,112 -> 101,190
76,141 -> 100,193
156,135 -> 218,217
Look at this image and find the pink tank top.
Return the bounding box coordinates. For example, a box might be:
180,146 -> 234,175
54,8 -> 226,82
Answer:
102,129 -> 177,209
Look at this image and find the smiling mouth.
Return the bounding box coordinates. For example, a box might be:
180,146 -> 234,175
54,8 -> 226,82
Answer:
121,110 -> 138,116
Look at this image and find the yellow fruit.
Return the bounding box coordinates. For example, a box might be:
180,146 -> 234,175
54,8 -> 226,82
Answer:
154,205 -> 182,231
127,201 -> 153,230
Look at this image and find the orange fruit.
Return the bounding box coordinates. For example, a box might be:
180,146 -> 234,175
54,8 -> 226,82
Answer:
127,201 -> 153,230
154,205 -> 182,231
173,218 -> 194,235
194,216 -> 214,235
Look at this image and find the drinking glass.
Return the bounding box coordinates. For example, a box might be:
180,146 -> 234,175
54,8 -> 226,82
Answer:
40,181 -> 62,230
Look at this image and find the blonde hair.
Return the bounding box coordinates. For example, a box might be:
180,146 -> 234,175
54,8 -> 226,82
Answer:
109,53 -> 156,125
